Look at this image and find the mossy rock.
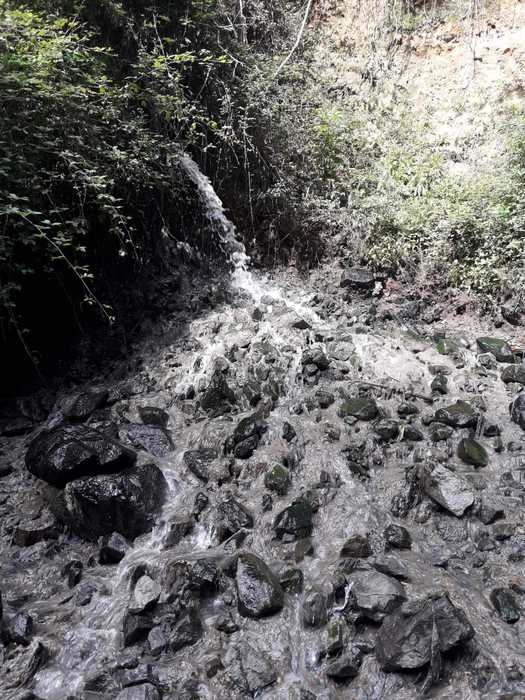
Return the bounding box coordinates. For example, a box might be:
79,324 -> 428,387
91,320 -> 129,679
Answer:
457,438 -> 488,467
476,337 -> 515,363
339,398 -> 378,421
434,401 -> 479,429
264,464 -> 291,496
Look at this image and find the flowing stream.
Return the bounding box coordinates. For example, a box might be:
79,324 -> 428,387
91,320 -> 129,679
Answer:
3,156 -> 525,700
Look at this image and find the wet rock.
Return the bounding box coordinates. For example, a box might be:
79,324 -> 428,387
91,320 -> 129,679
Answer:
75,583 -> 96,606
338,398 -> 378,421
302,347 -> 330,371
434,401 -> 479,429
373,554 -> 410,581
282,422 -> 296,442
163,515 -> 194,548
431,374 -> 448,395
227,413 -> 267,459
421,464 -> 474,517
99,531 -> 132,564
226,640 -> 277,696
280,567 -> 304,593
457,438 -> 488,467
374,419 -> 399,442
397,402 -> 419,417
493,522 -> 514,540
13,510 -> 59,546
193,492 -> 209,518
295,537 -> 314,562
119,663 -> 155,688
483,422 -> 501,437
116,683 -> 160,700
436,337 -> 462,356
376,594 -> 474,671
340,534 -> 371,558
429,422 -> 453,442
169,609 -> 203,651
490,588 -> 520,624
119,424 -> 174,458
10,612 -> 33,645
384,524 -> 412,550
8,639 -> 49,687
510,393 -> 525,431
62,560 -> 83,588
402,424 -> 424,441
138,406 -> 169,428
26,424 -> 137,488
501,303 -> 521,326
349,570 -> 406,621
236,553 -> 284,618
123,612 -> 154,646
60,462 -> 168,540
315,390 -> 335,408
200,370 -> 236,416
129,576 -> 161,614
340,268 -> 375,291
65,388 -> 108,422
274,498 -> 313,541
216,496 -> 253,541
302,591 -> 329,627
501,365 -> 525,385
264,464 -> 291,496
325,648 -> 363,680
478,500 -> 505,525
183,448 -> 217,482
476,337 -> 515,363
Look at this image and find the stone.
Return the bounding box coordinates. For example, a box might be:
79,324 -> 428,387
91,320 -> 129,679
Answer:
434,401 -> 479,429
501,365 -> 525,385
457,438 -> 488,467
282,422 -> 296,442
200,370 -> 236,416
340,534 -> 371,558
476,337 -> 515,363
315,390 -> 335,408
340,268 -> 375,291
62,560 -> 83,588
264,464 -> 291,496
421,464 -> 474,517
274,498 -> 313,540
13,510 -> 59,546
129,576 -> 161,614
60,462 -> 167,540
138,406 -> 169,428
402,424 -> 424,441
302,347 -> 330,370
338,398 -> 378,421
302,591 -> 329,627
65,388 -> 108,421
398,402 -> 419,416
227,414 -> 267,459
280,568 -> 304,594
384,524 -> 412,550
99,532 -> 132,564
163,515 -> 194,548
501,304 -> 521,326
436,337 -> 462,356
26,424 -> 136,488
373,554 -> 410,581
349,570 -> 406,621
491,588 -> 520,624
226,641 -> 277,696
374,419 -> 399,442
10,612 -> 33,645
216,497 -> 253,541
123,612 -> 154,646
183,448 -> 217,482
431,374 -> 448,395
511,393 -> 525,431
429,422 -> 453,442
236,553 -> 284,619
325,649 -> 363,680
169,609 -> 203,651
376,594 -> 474,671
119,424 -> 174,458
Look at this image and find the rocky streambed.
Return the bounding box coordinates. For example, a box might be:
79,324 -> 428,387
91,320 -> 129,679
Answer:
2,263 -> 525,700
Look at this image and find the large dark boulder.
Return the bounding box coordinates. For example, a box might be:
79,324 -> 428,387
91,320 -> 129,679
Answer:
236,553 -> 284,618
26,425 -> 136,488
57,462 -> 167,540
376,594 -> 474,671
119,424 -> 174,458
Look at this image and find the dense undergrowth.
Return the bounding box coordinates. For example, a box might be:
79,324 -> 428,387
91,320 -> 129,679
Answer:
1,0 -> 525,389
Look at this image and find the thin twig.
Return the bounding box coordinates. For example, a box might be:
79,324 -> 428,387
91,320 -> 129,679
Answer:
274,0 -> 313,78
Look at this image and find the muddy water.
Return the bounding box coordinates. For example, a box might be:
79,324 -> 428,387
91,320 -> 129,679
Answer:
2,160 -> 525,700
